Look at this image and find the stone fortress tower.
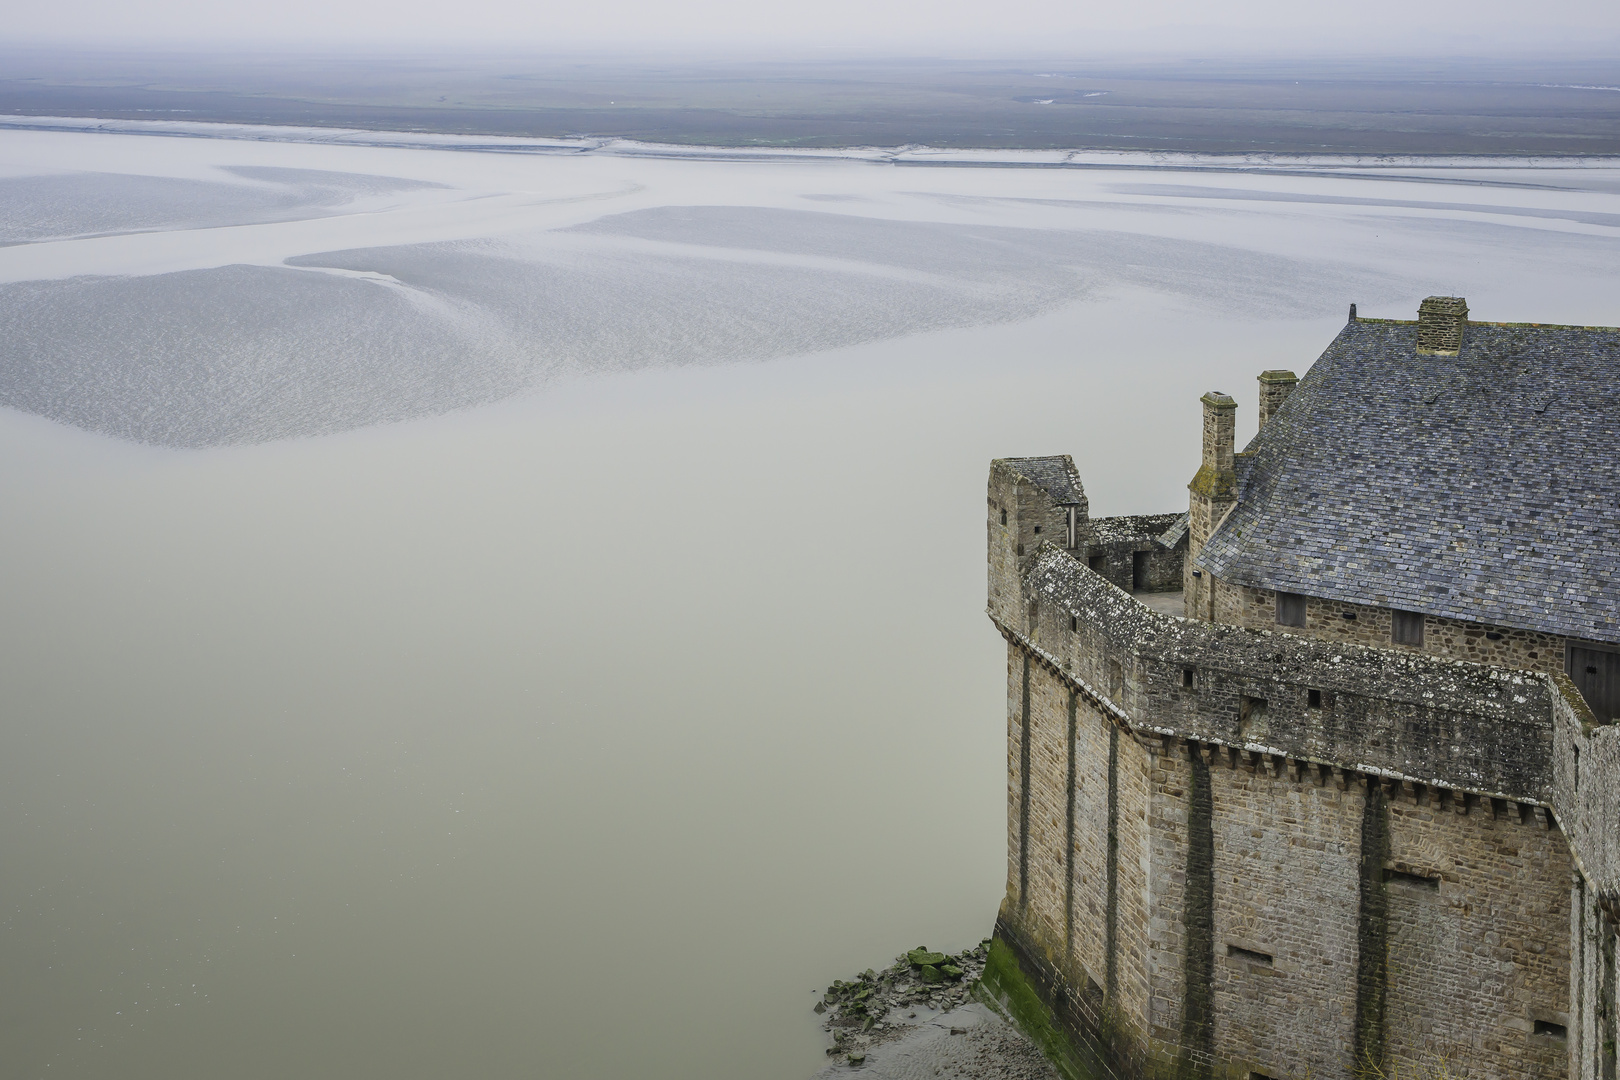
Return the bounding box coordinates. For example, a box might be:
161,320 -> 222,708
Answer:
986,299 -> 1620,1080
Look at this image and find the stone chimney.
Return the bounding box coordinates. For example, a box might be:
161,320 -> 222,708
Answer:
1186,391 -> 1238,620
1257,370 -> 1299,428
1199,391 -> 1236,475
1416,296 -> 1468,355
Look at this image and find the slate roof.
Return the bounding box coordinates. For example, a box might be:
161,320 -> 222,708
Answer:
1003,455 -> 1087,506
1197,318 -> 1620,645
1157,514 -> 1190,551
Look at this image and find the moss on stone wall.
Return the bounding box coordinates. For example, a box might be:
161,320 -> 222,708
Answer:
1186,464 -> 1235,500
978,935 -> 1095,1080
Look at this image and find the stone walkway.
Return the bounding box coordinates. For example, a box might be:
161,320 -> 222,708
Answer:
1134,590 -> 1185,617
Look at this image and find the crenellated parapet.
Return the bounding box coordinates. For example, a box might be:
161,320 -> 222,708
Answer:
1009,539 -> 1560,810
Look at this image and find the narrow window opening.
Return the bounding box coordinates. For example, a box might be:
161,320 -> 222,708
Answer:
1000,508 -> 1007,525
1182,668 -> 1195,688
1088,554 -> 1106,573
1392,609 -> 1424,646
1276,592 -> 1306,627
1574,746 -> 1580,789
1033,525 -> 1041,535
1227,944 -> 1273,966
1384,868 -> 1440,891
1535,1021 -> 1568,1040
1308,688 -> 1323,709
1132,551 -> 1149,592
1066,506 -> 1078,549
1239,696 -> 1268,738
1069,615 -> 1078,632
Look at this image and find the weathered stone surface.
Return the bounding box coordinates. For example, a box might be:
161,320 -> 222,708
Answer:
987,303 -> 1620,1080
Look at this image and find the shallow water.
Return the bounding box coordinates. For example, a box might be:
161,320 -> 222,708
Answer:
1,128 -> 1618,1080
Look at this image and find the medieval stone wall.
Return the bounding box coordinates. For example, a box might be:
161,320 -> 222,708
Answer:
990,459 -> 1084,635
1553,677 -> 1620,1080
989,456 -> 1620,1080
1204,753 -> 1363,1080
1571,879 -> 1618,1080
999,580 -> 1577,1080
1004,640 -> 1158,1056
1085,513 -> 1186,595
1380,783 -> 1572,1080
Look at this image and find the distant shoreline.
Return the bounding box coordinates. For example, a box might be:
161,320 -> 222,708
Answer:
7,53 -> 1620,156
6,114 -> 1620,170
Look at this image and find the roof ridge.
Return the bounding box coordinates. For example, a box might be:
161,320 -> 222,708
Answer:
1353,317 -> 1620,331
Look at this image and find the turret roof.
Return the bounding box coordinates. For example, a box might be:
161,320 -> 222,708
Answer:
1000,455 -> 1087,507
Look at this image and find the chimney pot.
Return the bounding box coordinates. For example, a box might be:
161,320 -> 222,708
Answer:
1416,296 -> 1468,356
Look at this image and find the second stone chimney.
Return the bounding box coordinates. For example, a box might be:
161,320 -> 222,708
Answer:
1416,296 -> 1468,356
1186,391 -> 1238,620
1257,370 -> 1299,428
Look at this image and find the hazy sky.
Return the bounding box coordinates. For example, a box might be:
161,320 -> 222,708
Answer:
7,0 -> 1620,57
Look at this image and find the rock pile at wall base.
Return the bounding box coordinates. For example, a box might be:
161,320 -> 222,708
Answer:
817,941 -> 990,1065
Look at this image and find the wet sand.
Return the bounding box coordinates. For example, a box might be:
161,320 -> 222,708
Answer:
814,1003 -> 1058,1080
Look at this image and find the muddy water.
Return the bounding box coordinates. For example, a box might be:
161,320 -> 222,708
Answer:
2,129 -> 1619,1079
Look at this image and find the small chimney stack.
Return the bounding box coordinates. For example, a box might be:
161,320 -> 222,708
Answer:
1200,391 -> 1237,474
1187,392 -> 1239,621
1349,303 -> 1357,322
1257,370 -> 1299,428
1416,296 -> 1468,356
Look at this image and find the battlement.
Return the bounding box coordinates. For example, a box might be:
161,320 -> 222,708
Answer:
1006,540 -> 1559,807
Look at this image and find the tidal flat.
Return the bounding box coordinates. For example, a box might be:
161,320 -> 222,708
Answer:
1,127 -> 1618,1079
5,52 -> 1620,153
